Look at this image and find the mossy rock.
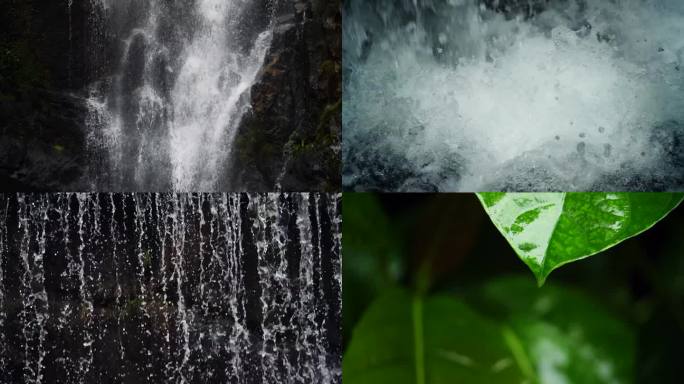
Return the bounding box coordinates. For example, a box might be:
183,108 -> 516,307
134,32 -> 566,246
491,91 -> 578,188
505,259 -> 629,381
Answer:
235,119 -> 279,165
317,99 -> 341,132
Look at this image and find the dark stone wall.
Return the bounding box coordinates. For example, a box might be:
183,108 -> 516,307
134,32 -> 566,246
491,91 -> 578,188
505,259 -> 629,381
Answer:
0,90 -> 87,191
0,0 -> 92,92
232,0 -> 342,192
0,0 -> 93,191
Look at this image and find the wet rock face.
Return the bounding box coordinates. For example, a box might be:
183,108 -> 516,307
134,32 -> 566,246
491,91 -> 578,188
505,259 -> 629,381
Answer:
232,0 -> 341,191
1,0 -> 93,91
0,1 -> 93,191
0,90 -> 88,191
237,0 -> 274,53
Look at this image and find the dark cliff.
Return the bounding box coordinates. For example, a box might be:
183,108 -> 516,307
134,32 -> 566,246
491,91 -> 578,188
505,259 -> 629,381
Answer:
232,0 -> 342,192
0,0 -> 92,190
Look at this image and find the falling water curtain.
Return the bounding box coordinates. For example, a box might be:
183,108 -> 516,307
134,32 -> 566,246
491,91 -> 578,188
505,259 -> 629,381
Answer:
0,193 -> 341,383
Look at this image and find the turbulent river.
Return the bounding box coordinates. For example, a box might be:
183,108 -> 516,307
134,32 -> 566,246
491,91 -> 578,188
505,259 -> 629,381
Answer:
85,0 -> 273,191
0,193 -> 341,383
343,0 -> 684,191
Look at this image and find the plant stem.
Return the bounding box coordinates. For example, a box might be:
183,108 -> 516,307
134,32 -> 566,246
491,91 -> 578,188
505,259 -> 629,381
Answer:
412,294 -> 425,384
502,325 -> 535,380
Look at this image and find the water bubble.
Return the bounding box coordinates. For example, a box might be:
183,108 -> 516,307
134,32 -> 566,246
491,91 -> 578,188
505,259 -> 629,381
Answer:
577,142 -> 586,155
604,143 -> 612,157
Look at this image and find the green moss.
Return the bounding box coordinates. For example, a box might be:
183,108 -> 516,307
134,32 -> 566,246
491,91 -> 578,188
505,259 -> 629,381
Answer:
143,250 -> 152,269
0,93 -> 16,102
289,99 -> 341,159
286,99 -> 341,188
53,144 -> 65,153
317,99 -> 341,132
235,120 -> 278,164
320,60 -> 337,77
123,297 -> 144,317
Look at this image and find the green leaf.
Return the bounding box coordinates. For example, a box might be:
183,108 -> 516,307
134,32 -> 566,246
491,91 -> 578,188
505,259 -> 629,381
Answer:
343,193 -> 403,342
470,277 -> 635,384
477,193 -> 684,284
343,288 -> 531,384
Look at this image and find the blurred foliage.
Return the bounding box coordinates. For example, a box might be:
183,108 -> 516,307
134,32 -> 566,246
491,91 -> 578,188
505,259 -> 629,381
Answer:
469,277 -> 634,384
342,193 -> 403,343
345,287 -> 529,384
343,193 -> 684,383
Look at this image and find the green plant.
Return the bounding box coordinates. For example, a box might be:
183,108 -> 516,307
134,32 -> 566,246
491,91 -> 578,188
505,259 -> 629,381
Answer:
478,193 -> 684,284
343,193 -> 684,384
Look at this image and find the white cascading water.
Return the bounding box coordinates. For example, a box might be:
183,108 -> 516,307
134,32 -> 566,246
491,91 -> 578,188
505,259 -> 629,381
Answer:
0,193 -> 341,384
86,0 -> 273,191
343,0 -> 684,191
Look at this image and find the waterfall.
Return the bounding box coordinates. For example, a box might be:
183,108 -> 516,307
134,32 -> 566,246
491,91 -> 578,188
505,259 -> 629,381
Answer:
0,193 -> 341,383
86,0 -> 275,191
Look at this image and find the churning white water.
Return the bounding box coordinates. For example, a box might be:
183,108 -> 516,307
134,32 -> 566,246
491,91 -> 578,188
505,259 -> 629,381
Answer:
343,0 -> 684,191
0,193 -> 341,383
87,0 -> 273,191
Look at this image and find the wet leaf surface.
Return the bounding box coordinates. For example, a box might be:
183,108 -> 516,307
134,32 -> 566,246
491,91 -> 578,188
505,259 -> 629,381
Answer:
478,193 -> 684,283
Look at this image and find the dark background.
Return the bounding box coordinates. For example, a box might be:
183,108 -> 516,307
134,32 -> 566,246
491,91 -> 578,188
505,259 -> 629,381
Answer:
345,193 -> 684,382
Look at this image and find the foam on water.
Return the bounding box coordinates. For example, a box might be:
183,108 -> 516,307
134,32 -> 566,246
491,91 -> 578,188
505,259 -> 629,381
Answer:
343,0 -> 684,191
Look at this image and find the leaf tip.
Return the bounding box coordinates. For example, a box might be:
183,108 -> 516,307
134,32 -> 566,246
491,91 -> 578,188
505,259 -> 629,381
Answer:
534,273 -> 548,287
524,262 -> 549,287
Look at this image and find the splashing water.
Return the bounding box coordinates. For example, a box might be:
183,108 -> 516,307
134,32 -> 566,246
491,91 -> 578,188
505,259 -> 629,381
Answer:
0,193 -> 341,383
86,1 -> 273,191
343,0 -> 684,191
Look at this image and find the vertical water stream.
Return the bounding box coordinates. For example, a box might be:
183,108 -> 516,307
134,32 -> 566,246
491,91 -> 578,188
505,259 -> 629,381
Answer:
86,0 -> 274,191
0,193 -> 341,383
